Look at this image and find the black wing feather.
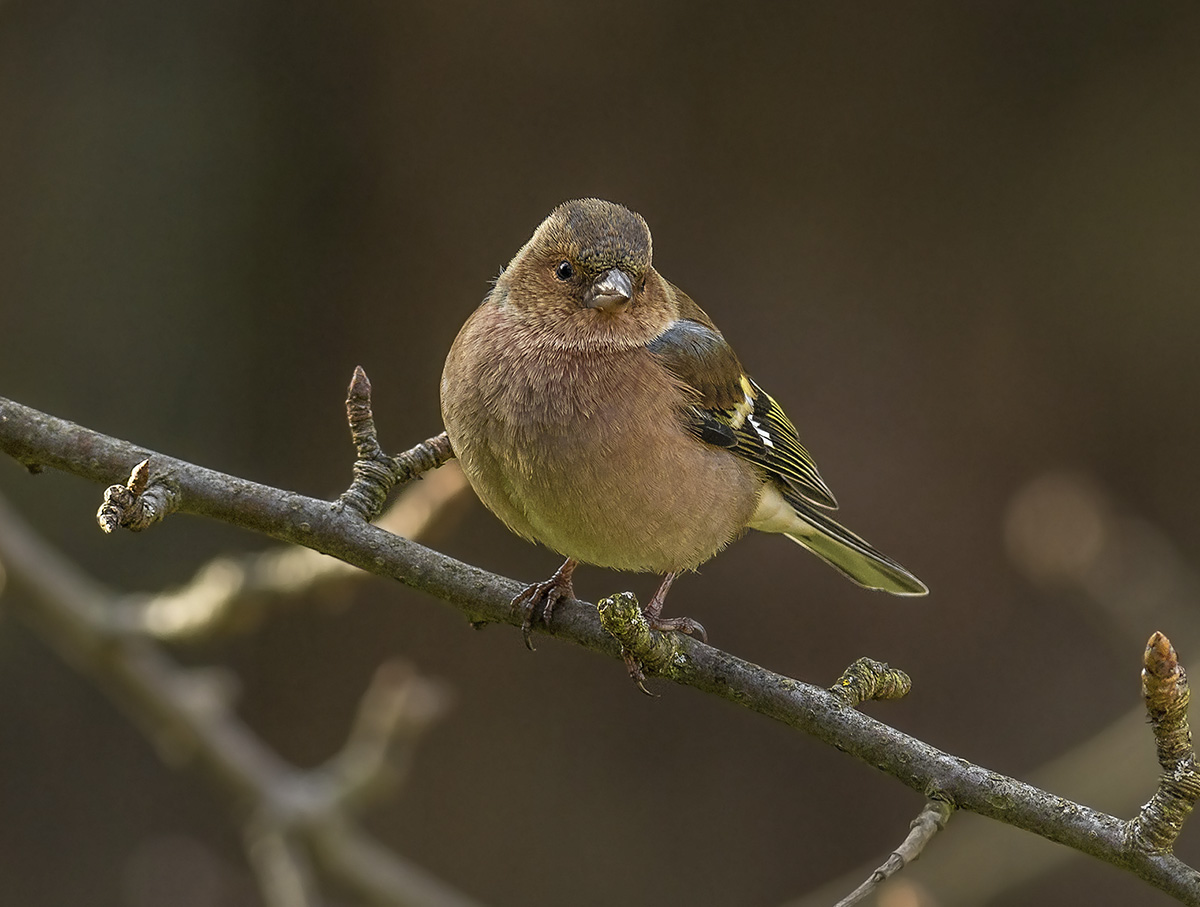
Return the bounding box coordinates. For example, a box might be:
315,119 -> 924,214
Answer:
647,315 -> 839,510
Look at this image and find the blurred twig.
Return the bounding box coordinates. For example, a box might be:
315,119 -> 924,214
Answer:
0,486 -> 482,907
4,399 -> 1200,904
834,799 -> 952,907
108,462 -> 468,641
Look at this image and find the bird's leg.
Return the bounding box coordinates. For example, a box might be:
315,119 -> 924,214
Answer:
511,557 -> 579,650
641,572 -> 707,643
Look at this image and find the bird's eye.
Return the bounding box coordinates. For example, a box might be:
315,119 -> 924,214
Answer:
554,261 -> 574,281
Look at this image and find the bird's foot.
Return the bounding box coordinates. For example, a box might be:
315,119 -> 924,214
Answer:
641,572 -> 707,643
511,557 -> 579,650
643,613 -> 707,643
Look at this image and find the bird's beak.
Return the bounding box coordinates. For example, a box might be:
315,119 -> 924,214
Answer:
584,268 -> 634,311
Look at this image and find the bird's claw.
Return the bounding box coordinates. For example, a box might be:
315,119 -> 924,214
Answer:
511,581 -> 566,650
510,559 -> 578,651
638,572 -> 706,643
621,649 -> 658,697
645,614 -> 707,644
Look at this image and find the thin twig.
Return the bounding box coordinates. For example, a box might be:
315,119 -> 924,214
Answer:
834,799 -> 953,907
1128,632 -> 1200,853
315,660 -> 453,812
244,820 -> 323,907
337,366 -> 455,521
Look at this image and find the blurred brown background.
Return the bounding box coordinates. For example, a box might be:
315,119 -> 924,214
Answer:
3,2 -> 1200,905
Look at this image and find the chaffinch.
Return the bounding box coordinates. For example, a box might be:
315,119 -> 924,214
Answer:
441,198 -> 926,645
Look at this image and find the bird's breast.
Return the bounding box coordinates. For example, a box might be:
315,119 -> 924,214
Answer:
441,307 -> 761,573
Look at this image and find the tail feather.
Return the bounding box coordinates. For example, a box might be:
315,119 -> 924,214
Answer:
783,503 -> 928,596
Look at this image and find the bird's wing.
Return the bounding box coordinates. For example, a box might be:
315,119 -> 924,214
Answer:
646,289 -> 839,511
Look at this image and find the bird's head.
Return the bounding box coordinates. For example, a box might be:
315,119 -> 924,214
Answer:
496,199 -> 674,347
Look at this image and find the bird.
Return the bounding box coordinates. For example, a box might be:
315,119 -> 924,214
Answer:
440,198 -> 927,647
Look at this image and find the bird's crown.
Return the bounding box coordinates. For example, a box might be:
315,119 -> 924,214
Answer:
535,198 -> 652,277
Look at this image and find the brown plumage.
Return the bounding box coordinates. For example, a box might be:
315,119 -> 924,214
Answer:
441,198 -> 926,646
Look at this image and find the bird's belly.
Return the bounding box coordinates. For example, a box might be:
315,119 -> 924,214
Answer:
527,441 -> 755,571
469,403 -> 759,573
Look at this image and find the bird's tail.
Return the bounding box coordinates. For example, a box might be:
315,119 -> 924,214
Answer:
783,502 -> 928,596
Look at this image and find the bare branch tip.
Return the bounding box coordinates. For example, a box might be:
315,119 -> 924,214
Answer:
1145,630 -> 1178,676
1129,631 -> 1200,855
345,367 -> 374,422
1142,632 -> 1189,721
344,369 -> 378,434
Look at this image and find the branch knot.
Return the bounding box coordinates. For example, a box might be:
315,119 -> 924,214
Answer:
597,592 -> 684,696
96,458 -> 180,533
828,657 -> 912,708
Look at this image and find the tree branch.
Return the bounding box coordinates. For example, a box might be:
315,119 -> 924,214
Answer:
4,394 -> 1200,904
